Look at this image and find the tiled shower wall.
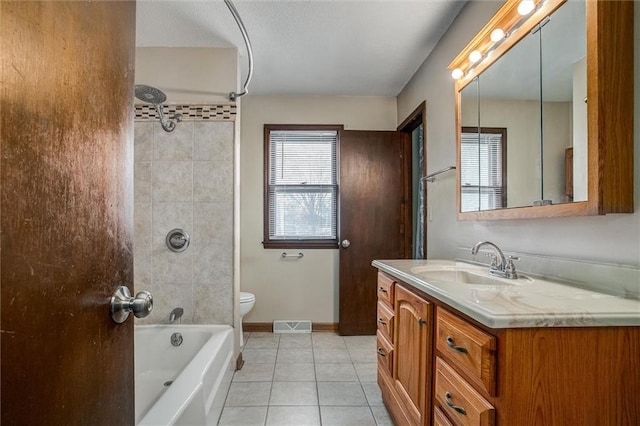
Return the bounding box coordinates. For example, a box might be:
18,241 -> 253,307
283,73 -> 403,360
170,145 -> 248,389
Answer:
133,117 -> 234,324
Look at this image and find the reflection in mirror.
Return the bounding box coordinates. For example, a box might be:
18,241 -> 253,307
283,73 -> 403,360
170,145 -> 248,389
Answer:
541,0 -> 586,203
461,126 -> 507,211
464,29 -> 541,209
459,78 -> 479,212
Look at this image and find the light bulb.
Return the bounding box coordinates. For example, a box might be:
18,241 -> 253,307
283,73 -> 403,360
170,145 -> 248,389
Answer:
490,28 -> 505,42
518,0 -> 535,16
469,50 -> 482,63
451,68 -> 464,80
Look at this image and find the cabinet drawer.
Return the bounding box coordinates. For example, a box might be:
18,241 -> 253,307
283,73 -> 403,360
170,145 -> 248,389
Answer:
377,301 -> 394,343
434,406 -> 455,426
376,331 -> 393,377
436,308 -> 496,395
377,272 -> 395,306
435,357 -> 495,426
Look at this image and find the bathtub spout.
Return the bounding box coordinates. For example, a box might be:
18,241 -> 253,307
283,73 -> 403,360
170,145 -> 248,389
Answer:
169,307 -> 184,323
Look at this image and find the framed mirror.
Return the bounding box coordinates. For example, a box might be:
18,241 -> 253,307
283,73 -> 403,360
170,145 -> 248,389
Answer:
449,0 -> 633,220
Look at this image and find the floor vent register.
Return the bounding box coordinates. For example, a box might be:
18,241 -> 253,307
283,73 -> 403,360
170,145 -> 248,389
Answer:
272,320 -> 312,333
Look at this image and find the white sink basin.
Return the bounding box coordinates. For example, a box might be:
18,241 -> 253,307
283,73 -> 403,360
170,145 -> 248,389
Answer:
409,266 -> 533,286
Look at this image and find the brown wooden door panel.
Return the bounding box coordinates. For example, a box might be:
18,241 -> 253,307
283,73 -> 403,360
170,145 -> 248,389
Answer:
338,130 -> 410,335
1,2 -> 136,424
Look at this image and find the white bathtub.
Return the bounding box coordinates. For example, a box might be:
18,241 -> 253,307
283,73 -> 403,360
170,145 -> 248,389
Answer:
135,325 -> 234,426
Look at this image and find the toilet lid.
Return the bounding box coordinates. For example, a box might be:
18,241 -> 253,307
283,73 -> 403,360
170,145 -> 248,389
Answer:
240,292 -> 255,303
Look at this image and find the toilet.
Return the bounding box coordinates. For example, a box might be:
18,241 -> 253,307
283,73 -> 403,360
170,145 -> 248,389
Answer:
239,292 -> 256,347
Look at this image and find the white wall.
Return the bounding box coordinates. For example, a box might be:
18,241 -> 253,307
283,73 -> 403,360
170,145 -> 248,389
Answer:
240,95 -> 397,323
398,1 -> 640,268
135,47 -> 237,104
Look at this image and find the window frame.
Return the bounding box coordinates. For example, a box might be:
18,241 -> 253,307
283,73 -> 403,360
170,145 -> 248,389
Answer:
263,124 -> 343,249
460,126 -> 507,211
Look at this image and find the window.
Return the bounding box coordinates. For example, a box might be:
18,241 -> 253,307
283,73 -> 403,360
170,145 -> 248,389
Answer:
263,125 -> 341,248
460,127 -> 507,212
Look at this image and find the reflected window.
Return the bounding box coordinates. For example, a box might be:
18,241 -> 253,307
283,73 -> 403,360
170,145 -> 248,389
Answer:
460,127 -> 507,211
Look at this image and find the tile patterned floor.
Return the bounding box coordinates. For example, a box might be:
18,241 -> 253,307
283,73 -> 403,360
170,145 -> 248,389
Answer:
218,332 -> 395,426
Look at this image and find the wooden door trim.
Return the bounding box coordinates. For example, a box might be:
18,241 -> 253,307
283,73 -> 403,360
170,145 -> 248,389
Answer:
398,101 -> 427,259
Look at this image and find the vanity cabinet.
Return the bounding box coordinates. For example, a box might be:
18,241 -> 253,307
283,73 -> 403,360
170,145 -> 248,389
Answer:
376,271 -> 640,426
377,273 -> 432,426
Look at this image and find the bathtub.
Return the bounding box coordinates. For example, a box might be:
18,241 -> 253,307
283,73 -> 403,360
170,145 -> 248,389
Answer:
135,325 -> 234,426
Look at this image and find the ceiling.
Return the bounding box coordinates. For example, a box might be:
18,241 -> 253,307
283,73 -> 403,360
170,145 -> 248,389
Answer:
136,0 -> 467,97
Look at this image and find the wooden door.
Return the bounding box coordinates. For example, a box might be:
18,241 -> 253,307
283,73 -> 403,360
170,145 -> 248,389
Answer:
338,130 -> 410,335
1,2 -> 136,424
394,285 -> 431,426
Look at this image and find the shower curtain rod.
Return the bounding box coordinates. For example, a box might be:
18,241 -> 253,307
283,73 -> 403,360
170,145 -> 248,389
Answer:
225,0 -> 254,101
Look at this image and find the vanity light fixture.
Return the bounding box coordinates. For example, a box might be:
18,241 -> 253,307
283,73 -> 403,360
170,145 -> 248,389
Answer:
448,0 -> 549,81
451,68 -> 464,80
517,0 -> 535,16
490,28 -> 505,42
469,50 -> 482,63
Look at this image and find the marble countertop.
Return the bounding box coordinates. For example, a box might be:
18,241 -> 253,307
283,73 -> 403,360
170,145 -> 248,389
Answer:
372,259 -> 640,328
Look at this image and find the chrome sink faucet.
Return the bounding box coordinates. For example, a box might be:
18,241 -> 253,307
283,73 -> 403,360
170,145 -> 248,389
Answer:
169,307 -> 184,323
471,241 -> 518,279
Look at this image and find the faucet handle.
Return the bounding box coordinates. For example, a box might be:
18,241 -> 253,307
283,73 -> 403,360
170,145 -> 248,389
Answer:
484,252 -> 499,268
505,256 -> 519,278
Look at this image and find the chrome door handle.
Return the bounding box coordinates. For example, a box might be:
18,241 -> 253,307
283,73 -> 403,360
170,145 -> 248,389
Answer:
341,239 -> 351,248
110,285 -> 153,323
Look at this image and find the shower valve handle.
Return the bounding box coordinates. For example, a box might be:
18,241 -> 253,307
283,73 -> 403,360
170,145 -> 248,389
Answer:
110,285 -> 153,324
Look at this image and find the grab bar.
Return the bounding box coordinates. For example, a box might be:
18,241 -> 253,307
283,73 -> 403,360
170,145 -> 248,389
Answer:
421,166 -> 456,183
281,252 -> 304,259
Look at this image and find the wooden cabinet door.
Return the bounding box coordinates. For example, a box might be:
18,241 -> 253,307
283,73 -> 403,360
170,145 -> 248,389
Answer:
394,284 -> 432,426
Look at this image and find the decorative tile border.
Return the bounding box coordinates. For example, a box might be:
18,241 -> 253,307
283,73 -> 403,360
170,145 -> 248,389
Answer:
134,104 -> 236,121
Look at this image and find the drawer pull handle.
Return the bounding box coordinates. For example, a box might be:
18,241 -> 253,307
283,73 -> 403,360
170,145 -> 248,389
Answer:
378,318 -> 386,325
446,336 -> 468,354
378,287 -> 388,293
444,392 -> 467,415
418,317 -> 426,326
377,348 -> 386,357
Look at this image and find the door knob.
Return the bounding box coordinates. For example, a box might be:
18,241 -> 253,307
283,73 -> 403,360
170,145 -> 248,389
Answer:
341,239 -> 351,248
110,285 -> 153,323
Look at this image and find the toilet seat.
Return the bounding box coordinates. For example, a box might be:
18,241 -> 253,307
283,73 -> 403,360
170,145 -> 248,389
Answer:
240,292 -> 255,303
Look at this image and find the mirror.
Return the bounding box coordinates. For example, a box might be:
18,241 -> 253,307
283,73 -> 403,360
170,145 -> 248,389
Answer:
540,1 -> 587,203
459,0 -> 585,211
450,0 -> 633,219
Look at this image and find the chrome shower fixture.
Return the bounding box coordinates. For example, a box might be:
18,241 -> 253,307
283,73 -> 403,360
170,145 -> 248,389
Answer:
134,84 -> 182,132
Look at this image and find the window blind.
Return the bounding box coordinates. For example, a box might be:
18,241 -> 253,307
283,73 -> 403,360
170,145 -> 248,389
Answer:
460,129 -> 504,212
268,130 -> 338,240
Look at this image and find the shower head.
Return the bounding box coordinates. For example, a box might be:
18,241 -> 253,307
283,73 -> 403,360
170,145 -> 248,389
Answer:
134,84 -> 181,132
135,84 -> 167,104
